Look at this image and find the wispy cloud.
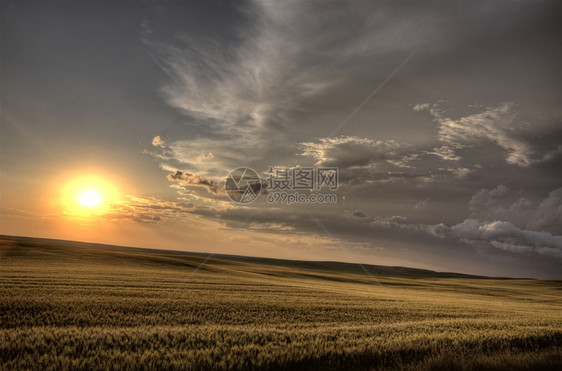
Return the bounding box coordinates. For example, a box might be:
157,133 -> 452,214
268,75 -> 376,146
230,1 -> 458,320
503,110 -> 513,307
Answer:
414,102 -> 558,167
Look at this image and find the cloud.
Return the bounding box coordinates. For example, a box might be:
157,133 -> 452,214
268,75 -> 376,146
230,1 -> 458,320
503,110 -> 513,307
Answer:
297,135 -> 481,186
298,136 -> 400,168
167,170 -> 221,194
196,152 -> 214,163
526,188 -> 562,233
470,185 -> 510,208
414,198 -> 429,210
415,102 -> 548,166
369,214 -> 562,258
297,136 -> 460,186
370,215 -> 410,229
152,136 -> 166,148
413,103 -> 430,112
424,145 -> 461,161
143,0 -> 439,176
103,196 -> 196,224
469,185 -> 562,234
469,185 -> 515,218
352,210 -> 366,218
440,167 -> 472,178
449,219 -> 562,258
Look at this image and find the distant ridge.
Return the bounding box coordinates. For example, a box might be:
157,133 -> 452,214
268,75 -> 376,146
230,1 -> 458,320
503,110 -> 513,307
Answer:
0,234 -> 512,279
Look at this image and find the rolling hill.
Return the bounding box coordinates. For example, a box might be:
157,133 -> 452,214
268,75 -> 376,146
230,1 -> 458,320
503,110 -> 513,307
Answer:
1,235 -> 560,370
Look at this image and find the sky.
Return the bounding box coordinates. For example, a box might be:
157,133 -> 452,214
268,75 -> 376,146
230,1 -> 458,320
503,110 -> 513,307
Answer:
1,0 -> 561,278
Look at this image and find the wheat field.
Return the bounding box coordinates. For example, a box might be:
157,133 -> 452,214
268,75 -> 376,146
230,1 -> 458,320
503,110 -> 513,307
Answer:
1,236 -> 560,370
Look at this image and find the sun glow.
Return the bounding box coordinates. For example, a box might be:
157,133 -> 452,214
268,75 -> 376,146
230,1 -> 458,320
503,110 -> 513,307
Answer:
60,174 -> 121,218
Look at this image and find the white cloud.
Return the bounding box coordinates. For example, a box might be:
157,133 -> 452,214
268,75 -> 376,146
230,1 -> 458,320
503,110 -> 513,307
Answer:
424,145 -> 461,161
196,152 -> 214,163
413,103 -> 430,112
152,136 -> 166,148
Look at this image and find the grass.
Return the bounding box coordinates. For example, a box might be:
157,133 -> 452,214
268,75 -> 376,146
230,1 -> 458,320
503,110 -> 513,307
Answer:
1,236 -> 561,370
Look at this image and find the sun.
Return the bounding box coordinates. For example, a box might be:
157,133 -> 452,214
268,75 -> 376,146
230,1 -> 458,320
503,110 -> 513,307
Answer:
59,174 -> 122,218
78,190 -> 102,208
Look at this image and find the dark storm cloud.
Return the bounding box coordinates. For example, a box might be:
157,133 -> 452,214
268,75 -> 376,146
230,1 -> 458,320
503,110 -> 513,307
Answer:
469,186 -> 562,235
140,0 -> 562,277
168,170 -> 220,195
352,210 -> 366,218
